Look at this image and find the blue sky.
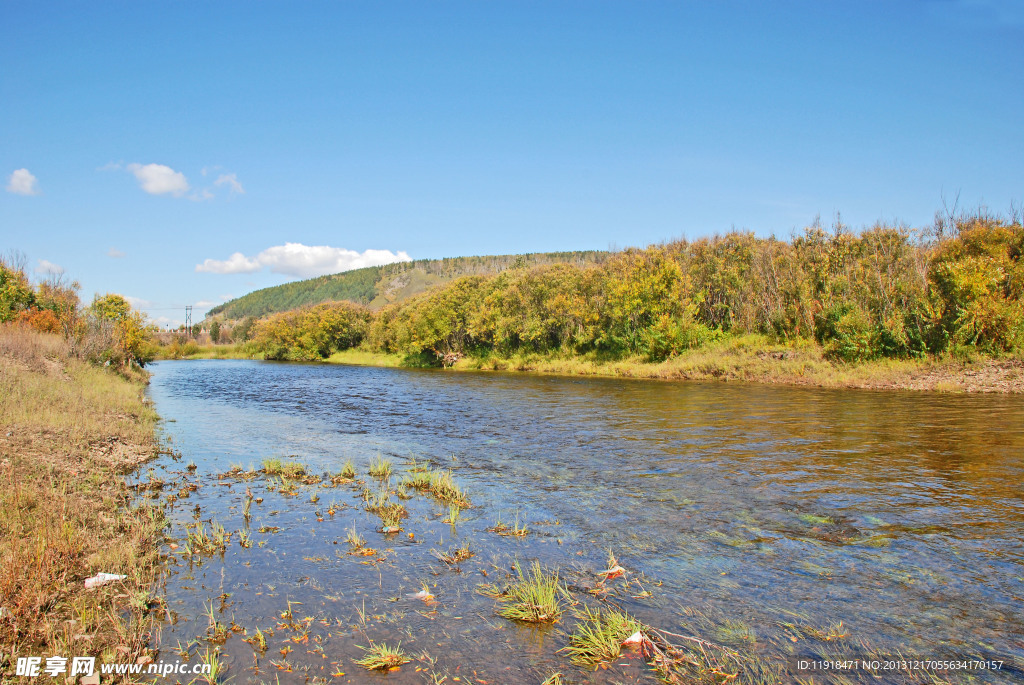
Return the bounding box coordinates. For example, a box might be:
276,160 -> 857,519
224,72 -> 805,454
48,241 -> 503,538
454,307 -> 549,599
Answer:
2,1 -> 1022,326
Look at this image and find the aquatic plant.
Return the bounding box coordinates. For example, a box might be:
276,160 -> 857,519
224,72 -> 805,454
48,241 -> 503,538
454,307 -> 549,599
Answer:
562,604 -> 645,666
355,642 -> 410,671
491,561 -> 564,623
435,541 -> 474,565
262,457 -> 306,478
345,524 -> 365,549
488,511 -> 528,537
404,468 -> 472,507
368,454 -> 393,479
196,646 -> 225,684
443,503 -> 462,524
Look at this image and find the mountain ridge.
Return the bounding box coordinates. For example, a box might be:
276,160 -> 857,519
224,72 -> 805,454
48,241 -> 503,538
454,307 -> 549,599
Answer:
207,250 -> 609,320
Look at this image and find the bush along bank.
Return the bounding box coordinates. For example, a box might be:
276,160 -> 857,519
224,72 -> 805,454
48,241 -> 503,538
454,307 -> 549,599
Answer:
234,214 -> 1023,391
0,327 -> 165,681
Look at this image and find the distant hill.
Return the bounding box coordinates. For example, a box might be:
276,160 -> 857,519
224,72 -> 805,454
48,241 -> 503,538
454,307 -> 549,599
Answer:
206,251 -> 609,320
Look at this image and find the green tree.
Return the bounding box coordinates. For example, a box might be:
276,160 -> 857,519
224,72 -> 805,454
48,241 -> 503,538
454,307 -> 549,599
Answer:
0,258 -> 35,322
209,320 -> 221,344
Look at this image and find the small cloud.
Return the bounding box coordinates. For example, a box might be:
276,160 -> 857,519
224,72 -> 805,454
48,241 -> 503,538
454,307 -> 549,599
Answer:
195,251 -> 262,275
124,295 -> 152,309
218,294 -> 233,301
196,243 -> 412,278
106,247 -> 126,258
97,161 -> 123,172
35,259 -> 64,275
190,188 -> 215,202
214,173 -> 245,195
126,163 -> 190,197
7,168 -> 41,196
194,300 -> 217,307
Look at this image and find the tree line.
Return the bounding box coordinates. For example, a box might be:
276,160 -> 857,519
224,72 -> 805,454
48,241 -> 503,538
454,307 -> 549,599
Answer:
1,255 -> 151,369
246,213 -> 1023,364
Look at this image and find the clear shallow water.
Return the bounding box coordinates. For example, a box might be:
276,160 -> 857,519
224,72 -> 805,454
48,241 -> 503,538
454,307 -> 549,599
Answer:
145,360 -> 1024,683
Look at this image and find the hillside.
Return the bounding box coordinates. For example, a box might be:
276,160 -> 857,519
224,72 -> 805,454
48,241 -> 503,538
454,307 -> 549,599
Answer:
207,250 -> 609,320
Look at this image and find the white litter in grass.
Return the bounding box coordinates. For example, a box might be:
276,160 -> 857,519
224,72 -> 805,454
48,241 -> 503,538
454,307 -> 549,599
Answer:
84,572 -> 126,589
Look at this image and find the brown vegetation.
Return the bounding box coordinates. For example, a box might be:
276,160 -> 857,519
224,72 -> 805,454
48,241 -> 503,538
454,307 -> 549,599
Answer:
0,327 -> 161,680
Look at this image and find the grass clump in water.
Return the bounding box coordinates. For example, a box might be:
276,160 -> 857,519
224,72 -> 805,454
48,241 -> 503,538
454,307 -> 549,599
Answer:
262,457 -> 306,478
404,467 -> 472,507
435,541 -> 474,565
489,560 -> 564,623
562,605 -> 646,666
338,459 -> 356,480
355,642 -> 411,671
488,511 -> 528,537
368,454 -> 393,479
711,618 -> 756,645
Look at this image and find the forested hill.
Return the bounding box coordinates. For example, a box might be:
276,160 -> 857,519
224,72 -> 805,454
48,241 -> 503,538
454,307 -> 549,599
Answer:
207,250 -> 609,320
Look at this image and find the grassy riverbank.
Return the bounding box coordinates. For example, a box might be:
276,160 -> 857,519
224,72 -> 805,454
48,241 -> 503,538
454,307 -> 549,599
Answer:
0,327 -> 163,680
326,336 -> 1024,393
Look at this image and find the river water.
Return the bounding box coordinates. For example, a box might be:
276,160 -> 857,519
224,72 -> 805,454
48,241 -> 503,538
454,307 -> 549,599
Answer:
145,359 -> 1024,683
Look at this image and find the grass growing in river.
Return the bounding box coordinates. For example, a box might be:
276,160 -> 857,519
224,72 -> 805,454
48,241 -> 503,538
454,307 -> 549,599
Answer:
404,467 -> 472,507
345,524 -> 366,549
711,618 -> 757,645
355,642 -> 411,671
443,502 -> 462,524
435,541 -> 474,565
262,458 -> 306,478
196,646 -> 225,684
368,454 -> 393,479
488,511 -> 529,537
243,626 -> 268,653
487,561 -> 564,623
562,605 -> 646,666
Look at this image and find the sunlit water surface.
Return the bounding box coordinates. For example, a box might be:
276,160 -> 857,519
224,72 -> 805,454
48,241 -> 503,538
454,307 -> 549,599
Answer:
144,360 -> 1024,683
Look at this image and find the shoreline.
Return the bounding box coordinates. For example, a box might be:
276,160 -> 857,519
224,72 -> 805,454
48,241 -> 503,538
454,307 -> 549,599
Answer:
163,340 -> 1024,393
327,342 -> 1024,394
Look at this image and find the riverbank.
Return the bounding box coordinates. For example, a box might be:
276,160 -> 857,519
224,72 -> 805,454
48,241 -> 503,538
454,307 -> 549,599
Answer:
325,335 -> 1024,393
163,336 -> 1024,393
0,327 -> 163,680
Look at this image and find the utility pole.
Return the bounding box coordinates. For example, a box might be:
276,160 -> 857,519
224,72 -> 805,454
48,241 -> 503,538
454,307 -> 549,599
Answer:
185,305 -> 192,337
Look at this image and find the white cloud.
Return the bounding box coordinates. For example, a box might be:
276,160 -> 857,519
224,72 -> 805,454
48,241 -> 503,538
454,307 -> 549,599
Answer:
196,243 -> 412,278
35,259 -> 64,275
107,247 -> 126,258
214,173 -> 244,195
126,163 -> 190,196
190,188 -> 215,202
7,168 -> 40,196
196,251 -> 262,274
218,294 -> 233,301
194,300 -> 218,307
124,295 -> 152,309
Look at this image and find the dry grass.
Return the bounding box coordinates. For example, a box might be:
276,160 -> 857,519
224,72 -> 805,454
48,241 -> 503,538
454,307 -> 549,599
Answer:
0,327 -> 161,679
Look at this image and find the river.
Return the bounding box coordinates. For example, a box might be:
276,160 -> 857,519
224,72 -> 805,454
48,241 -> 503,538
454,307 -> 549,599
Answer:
144,359 -> 1024,683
